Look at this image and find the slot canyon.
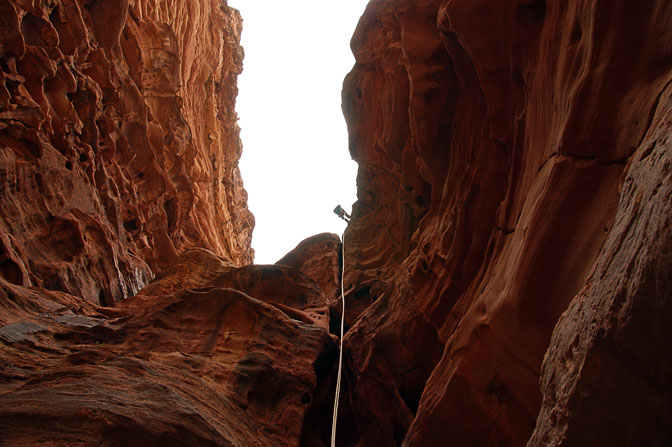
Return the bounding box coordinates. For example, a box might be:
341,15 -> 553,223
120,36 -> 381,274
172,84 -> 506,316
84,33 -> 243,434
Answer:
0,0 -> 670,446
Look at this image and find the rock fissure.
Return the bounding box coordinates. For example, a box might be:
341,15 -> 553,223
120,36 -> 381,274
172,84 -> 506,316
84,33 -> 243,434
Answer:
1,0 -> 671,446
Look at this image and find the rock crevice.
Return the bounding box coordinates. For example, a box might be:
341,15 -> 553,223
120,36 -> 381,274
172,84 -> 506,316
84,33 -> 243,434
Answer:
0,0 -> 671,446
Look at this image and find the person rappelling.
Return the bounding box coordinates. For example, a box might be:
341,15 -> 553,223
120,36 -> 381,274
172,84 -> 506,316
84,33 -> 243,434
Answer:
331,205 -> 348,447
333,204 -> 351,222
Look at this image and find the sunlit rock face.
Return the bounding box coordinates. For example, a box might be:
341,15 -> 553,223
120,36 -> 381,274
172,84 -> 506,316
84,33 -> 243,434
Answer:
339,0 -> 672,446
0,0 -> 253,306
276,233 -> 342,307
0,1 -> 329,444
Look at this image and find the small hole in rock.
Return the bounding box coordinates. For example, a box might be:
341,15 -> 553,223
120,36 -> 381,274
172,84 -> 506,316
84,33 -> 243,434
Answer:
124,219 -> 138,231
0,258 -> 23,285
353,285 -> 371,301
65,161 -> 73,170
301,392 -> 311,405
34,173 -> 44,192
571,22 -> 582,42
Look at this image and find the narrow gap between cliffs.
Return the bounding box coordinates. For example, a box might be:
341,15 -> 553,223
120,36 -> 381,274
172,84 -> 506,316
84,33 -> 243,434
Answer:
228,1 -> 364,264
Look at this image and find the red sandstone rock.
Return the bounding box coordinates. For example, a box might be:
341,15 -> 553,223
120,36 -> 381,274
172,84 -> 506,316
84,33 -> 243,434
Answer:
527,82 -> 672,447
276,233 -> 341,305
0,0 -> 253,306
1,0 -> 671,445
276,232 -> 344,335
338,0 -> 672,446
0,247 -> 334,446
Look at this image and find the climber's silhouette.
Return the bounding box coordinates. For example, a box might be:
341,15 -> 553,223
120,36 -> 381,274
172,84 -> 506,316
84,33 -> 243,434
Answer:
333,205 -> 351,222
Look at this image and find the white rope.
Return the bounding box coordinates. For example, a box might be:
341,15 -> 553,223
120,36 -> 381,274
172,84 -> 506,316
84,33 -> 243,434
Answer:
330,230 -> 346,447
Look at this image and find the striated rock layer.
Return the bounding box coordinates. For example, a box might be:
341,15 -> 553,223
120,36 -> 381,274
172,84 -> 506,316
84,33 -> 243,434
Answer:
337,0 -> 672,446
0,247 -> 336,446
0,0 -> 253,306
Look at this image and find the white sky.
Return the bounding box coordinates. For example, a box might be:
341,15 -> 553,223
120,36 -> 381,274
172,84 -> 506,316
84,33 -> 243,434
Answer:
228,1 -> 368,264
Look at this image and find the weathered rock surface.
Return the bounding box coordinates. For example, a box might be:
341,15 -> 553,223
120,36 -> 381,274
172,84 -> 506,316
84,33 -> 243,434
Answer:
276,233 -> 341,306
0,0 -> 326,445
528,82 -> 672,447
337,0 -> 672,446
0,247 -> 335,446
1,0 -> 671,446
0,0 -> 253,306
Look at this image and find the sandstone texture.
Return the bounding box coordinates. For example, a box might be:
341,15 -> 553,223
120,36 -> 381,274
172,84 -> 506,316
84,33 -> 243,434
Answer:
0,0 -> 253,306
276,233 -> 341,306
338,0 -> 672,446
528,82 -> 672,447
1,0 -> 671,446
0,248 -> 335,446
276,232 -> 343,333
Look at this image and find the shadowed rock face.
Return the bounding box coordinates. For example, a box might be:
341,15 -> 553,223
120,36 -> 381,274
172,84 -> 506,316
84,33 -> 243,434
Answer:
338,0 -> 672,446
0,248 -> 335,447
0,0 -> 253,306
528,85 -> 672,447
1,0 -> 671,446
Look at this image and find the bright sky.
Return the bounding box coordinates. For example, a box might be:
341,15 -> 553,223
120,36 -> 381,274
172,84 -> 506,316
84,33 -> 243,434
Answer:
228,1 -> 368,264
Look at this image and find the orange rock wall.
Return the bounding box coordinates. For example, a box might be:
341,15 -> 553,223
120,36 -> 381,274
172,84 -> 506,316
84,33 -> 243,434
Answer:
0,0 -> 253,305
0,248 -> 335,446
339,0 -> 672,445
1,0 -> 670,446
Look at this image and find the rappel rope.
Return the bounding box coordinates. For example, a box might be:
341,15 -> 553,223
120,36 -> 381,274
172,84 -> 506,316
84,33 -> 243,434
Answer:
330,228 -> 347,447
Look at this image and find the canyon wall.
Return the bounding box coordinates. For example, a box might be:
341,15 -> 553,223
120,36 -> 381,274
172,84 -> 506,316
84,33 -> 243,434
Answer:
0,246 -> 337,446
339,0 -> 672,446
0,0 -> 253,306
0,0 -> 670,446
0,1 -> 319,445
